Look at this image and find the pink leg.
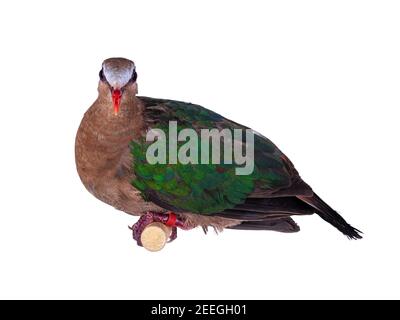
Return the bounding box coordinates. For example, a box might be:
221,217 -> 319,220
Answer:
129,211 -> 193,247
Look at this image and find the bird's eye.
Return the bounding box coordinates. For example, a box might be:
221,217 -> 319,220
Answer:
130,70 -> 137,83
99,69 -> 106,81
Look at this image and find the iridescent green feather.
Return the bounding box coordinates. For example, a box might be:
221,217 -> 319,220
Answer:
130,97 -> 291,214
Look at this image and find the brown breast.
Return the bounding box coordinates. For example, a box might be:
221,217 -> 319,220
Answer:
75,90 -> 162,215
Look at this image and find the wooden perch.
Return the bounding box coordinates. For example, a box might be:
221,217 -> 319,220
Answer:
140,222 -> 172,252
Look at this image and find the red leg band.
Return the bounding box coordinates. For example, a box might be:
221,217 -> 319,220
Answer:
165,212 -> 177,227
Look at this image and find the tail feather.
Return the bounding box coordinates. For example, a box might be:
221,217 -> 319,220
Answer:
228,217 -> 300,233
298,193 -> 362,239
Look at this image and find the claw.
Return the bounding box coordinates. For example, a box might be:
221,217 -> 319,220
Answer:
168,227 -> 178,243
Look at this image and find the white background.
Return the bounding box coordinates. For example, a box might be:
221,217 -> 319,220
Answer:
0,0 -> 399,299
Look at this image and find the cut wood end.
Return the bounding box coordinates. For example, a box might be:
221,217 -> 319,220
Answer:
140,222 -> 172,252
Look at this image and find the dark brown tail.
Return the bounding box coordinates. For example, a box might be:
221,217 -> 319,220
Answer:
298,193 -> 363,239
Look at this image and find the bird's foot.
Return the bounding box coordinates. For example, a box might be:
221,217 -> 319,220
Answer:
129,211 -> 192,250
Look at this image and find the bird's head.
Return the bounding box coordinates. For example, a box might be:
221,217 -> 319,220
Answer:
98,57 -> 137,115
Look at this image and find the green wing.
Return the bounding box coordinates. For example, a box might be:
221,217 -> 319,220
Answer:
130,97 -> 295,214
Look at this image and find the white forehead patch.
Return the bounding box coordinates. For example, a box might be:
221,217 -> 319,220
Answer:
102,59 -> 135,89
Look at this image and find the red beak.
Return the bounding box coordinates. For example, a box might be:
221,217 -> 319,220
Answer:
112,89 -> 122,115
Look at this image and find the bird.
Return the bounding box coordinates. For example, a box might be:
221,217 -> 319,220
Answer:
75,57 -> 362,250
